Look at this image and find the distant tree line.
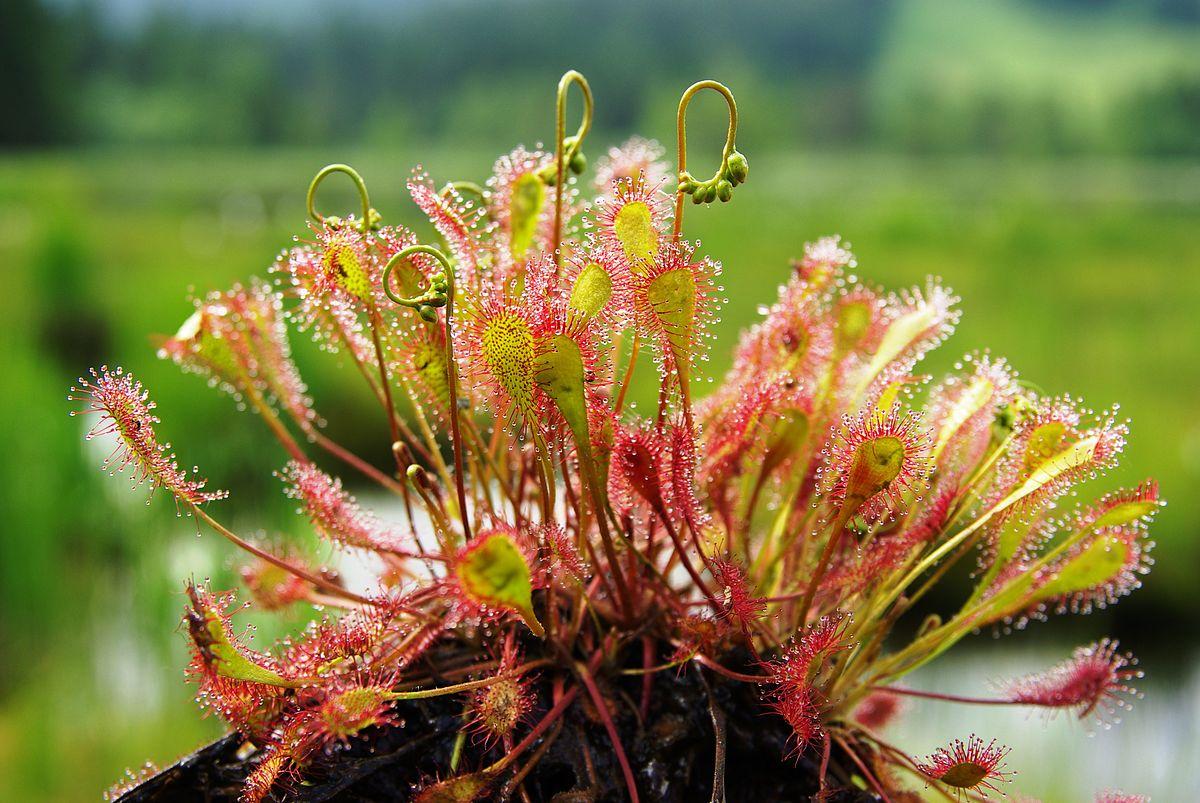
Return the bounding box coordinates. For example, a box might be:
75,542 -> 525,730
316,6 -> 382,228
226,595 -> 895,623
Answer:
4,0 -> 1198,155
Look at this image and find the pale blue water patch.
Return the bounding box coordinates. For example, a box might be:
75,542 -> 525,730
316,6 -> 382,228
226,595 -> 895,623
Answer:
886,646 -> 1199,800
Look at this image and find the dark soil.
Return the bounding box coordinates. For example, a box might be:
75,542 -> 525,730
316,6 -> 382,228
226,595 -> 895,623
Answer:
118,664 -> 879,802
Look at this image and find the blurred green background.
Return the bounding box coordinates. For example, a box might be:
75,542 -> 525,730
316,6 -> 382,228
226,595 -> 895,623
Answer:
2,0 -> 1198,800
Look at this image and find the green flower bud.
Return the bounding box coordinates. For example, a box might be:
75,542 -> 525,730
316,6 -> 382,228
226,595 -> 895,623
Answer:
727,150 -> 749,184
418,304 -> 438,323
569,150 -> 587,175
716,179 -> 733,202
704,183 -> 718,203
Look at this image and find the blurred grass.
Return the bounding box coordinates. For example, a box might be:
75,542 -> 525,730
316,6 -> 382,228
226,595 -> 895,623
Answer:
873,0 -> 1200,152
1,147 -> 1198,800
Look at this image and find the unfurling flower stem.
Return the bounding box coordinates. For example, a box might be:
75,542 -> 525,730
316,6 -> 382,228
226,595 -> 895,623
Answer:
307,164 -> 410,464
673,80 -> 745,241
306,163 -> 377,232
383,244 -> 471,541
551,70 -> 594,269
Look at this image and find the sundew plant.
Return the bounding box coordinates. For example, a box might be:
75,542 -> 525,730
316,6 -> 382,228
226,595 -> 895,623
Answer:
78,73 -> 1158,802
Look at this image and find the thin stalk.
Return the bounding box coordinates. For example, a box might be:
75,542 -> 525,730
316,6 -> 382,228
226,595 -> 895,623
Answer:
311,431 -> 406,495
501,718 -> 564,796
340,334 -> 439,471
613,333 -> 641,415
817,732 -> 832,794
872,516 -> 1107,683
656,507 -> 720,611
407,472 -> 456,549
439,290 -> 470,541
639,635 -> 655,721
190,506 -> 369,605
529,428 -> 558,523
379,622 -> 441,667
575,661 -> 639,803
868,685 -> 1013,707
449,715 -> 469,772
577,451 -> 635,619
692,653 -> 764,683
243,389 -> 307,463
796,502 -> 856,624
551,71 -> 594,270
368,309 -> 405,463
619,656 -> 691,676
462,415 -> 520,511
490,686 -> 582,775
386,671 -> 526,701
832,733 -> 893,803
397,378 -> 454,489
748,472 -> 812,580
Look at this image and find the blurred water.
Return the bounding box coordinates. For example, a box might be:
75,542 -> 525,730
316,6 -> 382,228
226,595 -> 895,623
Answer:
889,647 -> 1200,800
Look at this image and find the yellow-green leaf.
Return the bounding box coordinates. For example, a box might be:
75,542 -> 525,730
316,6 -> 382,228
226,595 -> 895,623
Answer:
761,410 -> 809,478
931,376 -> 995,462
456,532 -> 544,638
835,300 -> 872,353
614,200 -> 657,273
995,517 -> 1034,569
186,591 -> 298,688
408,339 -> 451,410
1033,533 -> 1129,603
509,173 -> 545,261
322,232 -> 373,302
534,334 -> 591,450
850,304 -> 940,400
568,262 -> 613,324
414,771 -> 494,803
646,267 -> 696,378
997,435 -> 1100,513
1092,500 -> 1158,529
480,312 -> 536,414
1022,420 -> 1068,475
